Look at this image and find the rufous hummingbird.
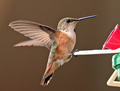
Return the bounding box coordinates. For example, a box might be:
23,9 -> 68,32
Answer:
9,15 -> 96,86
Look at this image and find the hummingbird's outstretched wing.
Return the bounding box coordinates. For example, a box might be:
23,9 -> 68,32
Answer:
9,20 -> 57,49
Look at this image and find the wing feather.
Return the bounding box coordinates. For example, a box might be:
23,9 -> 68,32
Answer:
9,20 -> 57,49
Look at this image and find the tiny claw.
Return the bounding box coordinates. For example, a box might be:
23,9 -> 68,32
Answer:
72,49 -> 79,57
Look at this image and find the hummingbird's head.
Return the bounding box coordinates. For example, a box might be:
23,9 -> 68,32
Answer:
57,15 -> 97,32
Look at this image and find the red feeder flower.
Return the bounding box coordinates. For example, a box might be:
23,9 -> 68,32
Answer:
102,24 -> 120,50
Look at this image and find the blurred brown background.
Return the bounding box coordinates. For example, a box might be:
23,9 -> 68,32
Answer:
0,0 -> 120,91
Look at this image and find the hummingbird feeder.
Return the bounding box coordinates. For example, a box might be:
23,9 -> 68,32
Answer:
73,24 -> 120,87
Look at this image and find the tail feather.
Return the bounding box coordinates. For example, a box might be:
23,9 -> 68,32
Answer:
41,73 -> 54,86
41,61 -> 54,86
41,59 -> 60,86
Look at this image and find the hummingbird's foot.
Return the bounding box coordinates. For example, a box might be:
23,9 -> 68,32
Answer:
72,49 -> 79,57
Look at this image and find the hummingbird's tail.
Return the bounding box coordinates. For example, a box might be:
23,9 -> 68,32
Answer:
41,72 -> 54,86
41,59 -> 60,86
41,61 -> 55,86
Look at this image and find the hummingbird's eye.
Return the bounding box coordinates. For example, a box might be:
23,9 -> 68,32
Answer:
66,19 -> 71,23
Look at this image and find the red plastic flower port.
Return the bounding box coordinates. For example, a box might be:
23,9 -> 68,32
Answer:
102,24 -> 120,50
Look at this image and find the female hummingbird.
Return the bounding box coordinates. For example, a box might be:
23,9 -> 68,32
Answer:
9,15 -> 96,86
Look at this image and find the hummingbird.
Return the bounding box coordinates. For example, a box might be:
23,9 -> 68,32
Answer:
9,15 -> 96,86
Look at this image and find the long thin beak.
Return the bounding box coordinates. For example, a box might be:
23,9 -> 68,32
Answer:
74,15 -> 97,21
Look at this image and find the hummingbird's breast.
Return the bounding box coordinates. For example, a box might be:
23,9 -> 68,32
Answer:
53,31 -> 76,59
